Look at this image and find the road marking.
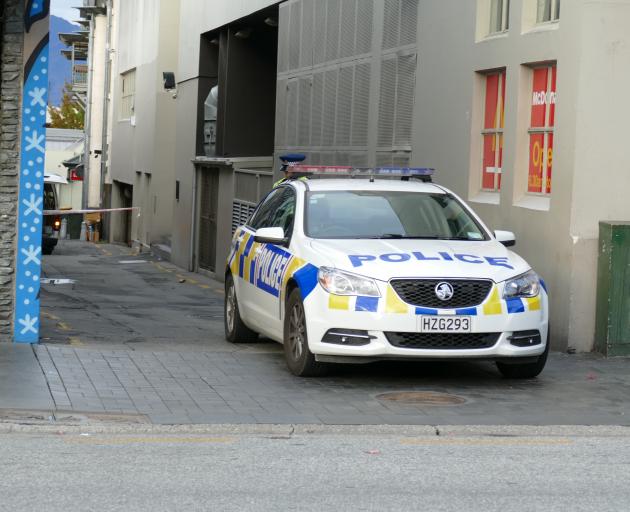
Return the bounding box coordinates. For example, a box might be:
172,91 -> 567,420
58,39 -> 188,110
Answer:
198,284 -> 210,289
42,311 -> 60,321
400,438 -> 573,446
214,289 -> 225,295
69,336 -> 84,347
65,436 -> 235,445
58,322 -> 71,332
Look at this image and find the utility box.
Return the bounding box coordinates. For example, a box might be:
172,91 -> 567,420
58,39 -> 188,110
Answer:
595,222 -> 630,356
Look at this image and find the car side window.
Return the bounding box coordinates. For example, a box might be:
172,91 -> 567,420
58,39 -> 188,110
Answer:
267,188 -> 296,237
248,188 -> 286,230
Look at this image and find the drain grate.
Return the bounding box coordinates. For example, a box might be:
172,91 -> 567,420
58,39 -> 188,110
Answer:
376,391 -> 466,406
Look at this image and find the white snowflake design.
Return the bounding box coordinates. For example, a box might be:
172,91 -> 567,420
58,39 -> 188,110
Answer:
28,87 -> 47,107
25,130 -> 45,153
21,245 -> 41,266
18,314 -> 38,335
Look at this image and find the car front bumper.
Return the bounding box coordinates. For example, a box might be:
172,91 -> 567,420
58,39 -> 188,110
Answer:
303,283 -> 549,361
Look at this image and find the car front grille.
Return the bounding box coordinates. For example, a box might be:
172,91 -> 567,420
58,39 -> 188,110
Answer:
390,279 -> 493,309
385,332 -> 500,350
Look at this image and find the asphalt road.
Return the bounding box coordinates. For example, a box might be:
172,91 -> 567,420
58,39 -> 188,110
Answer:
1,426 -> 629,511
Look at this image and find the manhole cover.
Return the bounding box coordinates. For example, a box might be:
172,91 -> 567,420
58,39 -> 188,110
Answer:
376,391 -> 466,406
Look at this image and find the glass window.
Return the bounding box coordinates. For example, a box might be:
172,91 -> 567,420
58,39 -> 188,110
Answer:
305,191 -> 488,241
489,0 -> 510,34
249,187 -> 295,233
267,188 -> 296,235
527,65 -> 557,195
120,69 -> 136,120
481,70 -> 506,192
536,0 -> 560,23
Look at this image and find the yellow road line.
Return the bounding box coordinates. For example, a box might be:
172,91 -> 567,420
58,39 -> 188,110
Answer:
58,322 -> 71,332
69,336 -> 84,347
42,311 -> 60,321
198,284 -> 210,289
65,436 -> 235,445
400,438 -> 573,446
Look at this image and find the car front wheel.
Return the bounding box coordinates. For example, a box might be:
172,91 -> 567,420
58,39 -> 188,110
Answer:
224,274 -> 257,343
284,288 -> 327,377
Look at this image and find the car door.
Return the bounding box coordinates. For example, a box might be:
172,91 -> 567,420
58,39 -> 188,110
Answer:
234,187 -> 289,333
250,187 -> 296,336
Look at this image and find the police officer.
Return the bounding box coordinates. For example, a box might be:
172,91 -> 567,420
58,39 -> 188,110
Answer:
274,153 -> 306,188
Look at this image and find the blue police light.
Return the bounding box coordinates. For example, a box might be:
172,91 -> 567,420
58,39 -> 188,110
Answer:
373,167 -> 435,176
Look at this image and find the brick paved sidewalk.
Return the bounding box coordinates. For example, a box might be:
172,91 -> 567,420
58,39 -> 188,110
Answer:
20,344 -> 630,426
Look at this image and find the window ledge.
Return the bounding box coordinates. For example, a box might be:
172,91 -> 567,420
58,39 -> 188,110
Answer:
514,195 -> 551,211
523,21 -> 559,35
470,191 -> 500,205
479,31 -> 509,43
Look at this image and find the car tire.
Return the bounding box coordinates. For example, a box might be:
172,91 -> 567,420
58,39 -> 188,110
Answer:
496,329 -> 550,379
284,287 -> 327,377
224,273 -> 258,343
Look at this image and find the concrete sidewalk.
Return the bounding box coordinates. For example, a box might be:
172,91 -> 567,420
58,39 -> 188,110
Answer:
2,341 -> 630,426
0,343 -> 54,412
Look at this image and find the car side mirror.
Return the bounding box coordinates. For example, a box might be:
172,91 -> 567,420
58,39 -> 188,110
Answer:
495,230 -> 516,247
254,227 -> 286,245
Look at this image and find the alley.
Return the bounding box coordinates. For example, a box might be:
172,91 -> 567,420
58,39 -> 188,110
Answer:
22,240 -> 630,426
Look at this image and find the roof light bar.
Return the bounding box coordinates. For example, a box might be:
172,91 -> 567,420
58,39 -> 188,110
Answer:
288,165 -> 435,181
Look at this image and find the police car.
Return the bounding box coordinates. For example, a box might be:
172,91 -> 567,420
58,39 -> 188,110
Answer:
224,166 -> 549,378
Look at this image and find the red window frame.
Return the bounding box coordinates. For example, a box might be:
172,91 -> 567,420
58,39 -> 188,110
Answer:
481,70 -> 506,192
527,65 -> 556,195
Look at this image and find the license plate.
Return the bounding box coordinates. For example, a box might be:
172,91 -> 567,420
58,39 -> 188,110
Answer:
418,316 -> 472,333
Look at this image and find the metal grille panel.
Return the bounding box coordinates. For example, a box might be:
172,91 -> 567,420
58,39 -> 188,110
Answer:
386,332 -> 500,350
390,279 -> 494,309
231,201 -> 256,233
336,65 -> 353,146
377,57 -> 396,147
394,53 -> 416,146
351,61 -> 371,146
340,0 -> 356,58
325,0 -> 340,61
313,1 -> 326,65
286,79 -> 298,147
288,2 -> 301,71
323,69 -> 338,146
356,0 -> 374,55
300,0 -> 314,68
400,0 -> 419,46
311,72 -> 324,146
298,77 -> 312,146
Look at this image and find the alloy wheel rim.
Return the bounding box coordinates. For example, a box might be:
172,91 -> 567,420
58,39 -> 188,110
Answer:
226,284 -> 236,333
289,303 -> 305,361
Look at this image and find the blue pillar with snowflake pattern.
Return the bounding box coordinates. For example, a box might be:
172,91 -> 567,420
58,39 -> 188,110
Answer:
14,0 -> 50,343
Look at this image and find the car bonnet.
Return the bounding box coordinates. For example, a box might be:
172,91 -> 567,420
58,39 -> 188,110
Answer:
308,238 -> 530,283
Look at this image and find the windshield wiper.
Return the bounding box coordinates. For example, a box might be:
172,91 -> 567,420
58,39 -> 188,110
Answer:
367,234 -> 481,240
368,234 -> 440,239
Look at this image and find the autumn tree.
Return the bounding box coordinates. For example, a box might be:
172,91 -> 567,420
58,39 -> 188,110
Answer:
48,82 -> 84,129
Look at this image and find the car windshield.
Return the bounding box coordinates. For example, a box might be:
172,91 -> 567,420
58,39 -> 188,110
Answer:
305,190 -> 488,240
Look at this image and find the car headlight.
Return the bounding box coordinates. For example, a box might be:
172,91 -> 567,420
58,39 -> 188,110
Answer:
503,270 -> 540,299
318,267 -> 380,297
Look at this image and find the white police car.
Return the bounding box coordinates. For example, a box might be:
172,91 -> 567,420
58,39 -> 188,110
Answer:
224,166 -> 549,378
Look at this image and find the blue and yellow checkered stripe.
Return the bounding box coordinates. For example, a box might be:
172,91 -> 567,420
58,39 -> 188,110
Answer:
325,283 -> 542,316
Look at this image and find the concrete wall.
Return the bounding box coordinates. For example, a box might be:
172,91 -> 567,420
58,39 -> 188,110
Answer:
170,0 -> 278,270
412,0 -> 630,351
0,0 -> 23,339
109,0 -> 180,247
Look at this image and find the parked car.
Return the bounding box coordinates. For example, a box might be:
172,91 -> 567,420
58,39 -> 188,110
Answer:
224,167 -> 549,379
42,173 -> 63,255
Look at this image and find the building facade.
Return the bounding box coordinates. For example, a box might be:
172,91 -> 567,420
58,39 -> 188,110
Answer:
104,0 -> 630,352
107,0 -> 180,249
